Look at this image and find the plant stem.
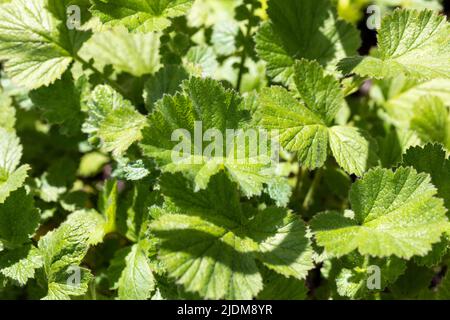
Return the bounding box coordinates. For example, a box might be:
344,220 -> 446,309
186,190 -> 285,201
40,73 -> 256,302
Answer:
294,166 -> 305,199
235,52 -> 247,92
235,18 -> 253,91
363,255 -> 370,269
302,169 -> 323,210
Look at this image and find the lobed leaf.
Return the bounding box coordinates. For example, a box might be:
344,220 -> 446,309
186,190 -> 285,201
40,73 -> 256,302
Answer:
90,0 -> 194,33
312,167 -> 449,259
255,0 -> 360,85
340,9 -> 450,80
150,173 -> 313,299
83,85 -> 147,157
0,0 -> 89,89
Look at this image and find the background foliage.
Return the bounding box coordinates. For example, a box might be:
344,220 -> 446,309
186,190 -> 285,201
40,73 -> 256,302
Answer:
0,0 -> 449,300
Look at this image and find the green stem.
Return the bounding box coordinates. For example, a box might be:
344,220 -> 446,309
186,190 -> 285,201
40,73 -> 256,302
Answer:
235,17 -> 253,91
90,281 -> 97,300
293,166 -> 305,199
363,255 -> 370,269
302,169 -> 323,210
235,52 -> 247,92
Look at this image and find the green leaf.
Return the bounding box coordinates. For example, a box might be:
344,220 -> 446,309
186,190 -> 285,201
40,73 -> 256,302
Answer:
256,82 -> 378,175
211,20 -> 239,56
60,191 -> 90,213
183,46 -> 219,78
0,165 -> 29,204
44,267 -> 93,300
38,210 -> 105,299
80,27 -> 161,77
340,9 -> 450,80
29,71 -> 87,136
118,183 -> 160,242
0,128 -> 23,174
38,210 -> 105,272
83,85 -> 147,157
115,241 -> 156,300
377,127 -> 420,168
0,188 -> 40,248
0,93 -> 15,131
264,176 -> 292,208
328,126 -> 379,177
150,173 -> 313,299
247,207 -> 314,280
90,0 -> 194,32
402,144 -> 450,209
323,166 -> 352,200
414,236 -> 449,267
0,126 -> 30,202
98,179 -> 118,234
0,245 -> 43,285
293,59 -> 344,125
389,261 -> 434,299
140,77 -> 280,198
256,86 -> 329,169
45,0 -> 92,23
143,65 -> 188,111
371,76 -> 450,127
311,167 -> 449,259
255,0 -> 360,85
257,269 -> 307,300
410,96 -> 449,149
334,255 -> 406,299
379,0 -> 443,11
33,156 -> 77,203
77,152 -> 109,178
151,215 -> 262,300
0,0 -> 87,89
112,157 -> 151,181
